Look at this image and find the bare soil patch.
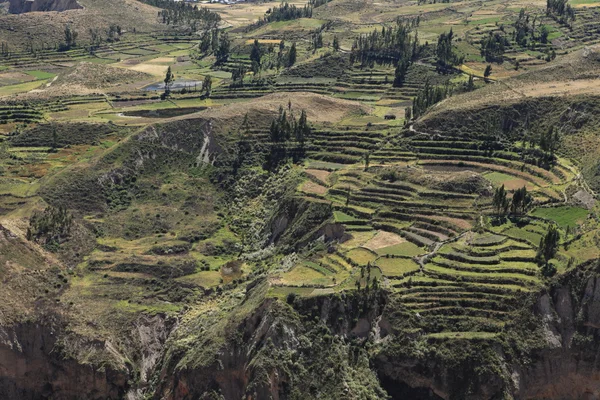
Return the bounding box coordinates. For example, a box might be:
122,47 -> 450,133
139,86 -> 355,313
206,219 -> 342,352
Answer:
306,169 -> 331,185
363,230 -> 406,251
301,181 -> 328,195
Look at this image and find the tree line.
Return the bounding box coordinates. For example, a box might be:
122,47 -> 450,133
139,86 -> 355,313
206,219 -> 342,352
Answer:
143,0 -> 221,29
411,80 -> 451,118
350,17 -> 420,67
547,0 -> 575,24
266,105 -> 311,170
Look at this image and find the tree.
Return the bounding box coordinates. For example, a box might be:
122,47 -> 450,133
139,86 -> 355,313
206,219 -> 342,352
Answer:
216,31 -> 230,64
59,24 -> 78,51
492,184 -> 509,216
466,74 -> 475,91
287,42 -> 297,67
393,58 -> 409,87
435,29 -> 463,71
539,25 -> 550,43
164,66 -> 174,96
510,186 -> 532,215
484,64 -> 492,82
250,39 -> 262,67
404,106 -> 412,124
203,75 -> 212,97
332,35 -> 340,51
537,223 -> 560,266
480,32 -> 506,62
364,152 -> 370,171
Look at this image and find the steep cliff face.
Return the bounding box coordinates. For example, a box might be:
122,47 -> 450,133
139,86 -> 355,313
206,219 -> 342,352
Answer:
8,0 -> 82,13
374,265 -> 600,400
513,274 -> 600,400
0,320 -> 128,400
0,313 -> 174,400
153,286 -> 388,400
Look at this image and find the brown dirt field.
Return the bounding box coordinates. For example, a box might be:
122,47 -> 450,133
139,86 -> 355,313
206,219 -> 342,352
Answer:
363,230 -> 406,251
301,181 -> 328,195
306,169 -> 331,184
0,72 -> 36,86
181,92 -> 372,125
422,215 -> 473,230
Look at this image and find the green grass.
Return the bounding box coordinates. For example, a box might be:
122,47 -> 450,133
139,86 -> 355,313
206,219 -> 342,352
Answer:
0,80 -> 47,96
280,265 -> 334,286
503,227 -> 542,246
375,241 -> 424,257
346,248 -> 377,265
24,70 -> 56,80
376,257 -> 419,276
334,211 -> 358,222
426,331 -> 498,340
531,206 -> 589,228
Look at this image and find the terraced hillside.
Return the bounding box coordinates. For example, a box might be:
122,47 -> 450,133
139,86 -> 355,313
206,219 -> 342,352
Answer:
3,0 -> 600,398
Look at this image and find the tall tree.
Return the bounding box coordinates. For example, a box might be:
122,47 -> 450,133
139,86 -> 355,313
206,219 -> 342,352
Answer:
164,66 -> 174,96
537,224 -> 560,265
203,74 -> 212,97
287,42 -> 297,67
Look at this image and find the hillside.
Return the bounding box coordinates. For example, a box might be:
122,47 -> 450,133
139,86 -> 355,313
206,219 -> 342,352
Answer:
2,0 -> 600,398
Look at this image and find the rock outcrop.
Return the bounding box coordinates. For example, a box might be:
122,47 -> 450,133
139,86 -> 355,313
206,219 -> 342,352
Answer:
9,0 -> 82,13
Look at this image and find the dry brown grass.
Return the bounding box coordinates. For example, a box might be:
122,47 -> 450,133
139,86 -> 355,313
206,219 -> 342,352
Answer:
430,45 -> 600,114
53,62 -> 152,89
0,0 -> 163,50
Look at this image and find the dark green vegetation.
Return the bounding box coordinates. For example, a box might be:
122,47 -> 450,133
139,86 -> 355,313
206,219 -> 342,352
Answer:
2,0 -> 600,398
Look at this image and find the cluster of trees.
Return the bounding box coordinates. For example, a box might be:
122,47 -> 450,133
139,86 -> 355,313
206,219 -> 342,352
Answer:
535,126 -> 560,167
355,263 -> 380,291
480,32 -> 508,62
88,25 -> 122,54
236,40 -> 296,81
435,29 -> 464,71
263,3 -> 312,23
311,30 -> 324,51
198,29 -> 231,64
1,42 -> 10,57
518,126 -> 560,168
231,65 -> 247,87
27,205 -> 73,248
547,0 -> 576,24
269,106 -> 310,144
537,224 -> 560,276
492,185 -> 533,216
411,80 -> 451,118
266,106 -> 311,170
58,25 -> 78,52
513,9 -> 546,47
144,0 -> 221,29
350,18 -> 420,67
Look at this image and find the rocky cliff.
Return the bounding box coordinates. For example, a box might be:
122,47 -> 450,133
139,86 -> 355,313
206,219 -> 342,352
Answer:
4,267 -> 600,399
8,0 -> 82,13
